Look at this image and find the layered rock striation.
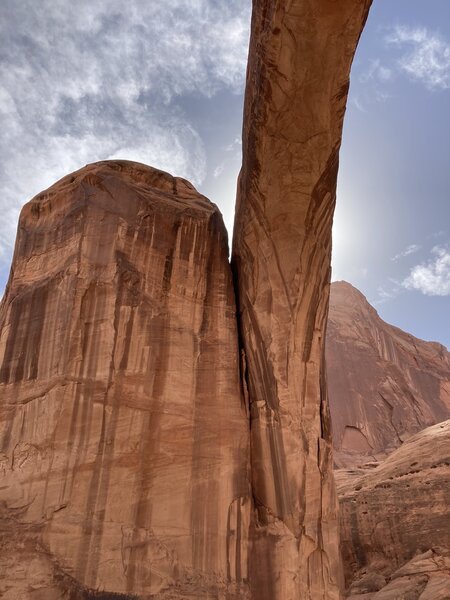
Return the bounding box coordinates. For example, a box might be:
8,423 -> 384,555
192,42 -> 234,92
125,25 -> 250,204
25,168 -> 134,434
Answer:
337,420 -> 450,598
232,1 -> 372,598
0,160 -> 251,599
327,281 -> 450,467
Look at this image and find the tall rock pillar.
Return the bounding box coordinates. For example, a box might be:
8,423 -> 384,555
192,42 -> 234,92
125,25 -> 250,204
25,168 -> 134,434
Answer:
0,161 -> 251,599
232,1 -> 372,598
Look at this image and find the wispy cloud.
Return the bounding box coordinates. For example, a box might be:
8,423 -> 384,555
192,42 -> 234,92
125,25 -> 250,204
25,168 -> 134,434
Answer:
386,26 -> 450,90
0,0 -> 251,263
373,279 -> 403,306
213,163 -> 225,178
391,243 -> 421,262
359,58 -> 393,84
429,230 -> 445,240
352,58 -> 393,112
350,95 -> 368,113
224,137 -> 242,153
375,286 -> 398,304
403,246 -> 450,296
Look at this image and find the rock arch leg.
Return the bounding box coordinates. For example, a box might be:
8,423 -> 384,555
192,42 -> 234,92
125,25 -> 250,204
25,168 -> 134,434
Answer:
232,1 -> 373,598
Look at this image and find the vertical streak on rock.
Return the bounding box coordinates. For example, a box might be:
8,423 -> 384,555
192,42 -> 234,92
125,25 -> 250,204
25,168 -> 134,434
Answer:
232,1 -> 372,598
190,214 -> 218,576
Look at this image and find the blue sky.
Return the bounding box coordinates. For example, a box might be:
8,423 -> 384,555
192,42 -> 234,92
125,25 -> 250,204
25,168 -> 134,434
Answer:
0,0 -> 449,348
335,0 -> 450,348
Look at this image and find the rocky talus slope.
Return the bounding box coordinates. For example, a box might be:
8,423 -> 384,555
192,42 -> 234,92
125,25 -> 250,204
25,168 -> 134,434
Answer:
327,281 -> 450,468
337,420 -> 450,599
0,161 -> 251,599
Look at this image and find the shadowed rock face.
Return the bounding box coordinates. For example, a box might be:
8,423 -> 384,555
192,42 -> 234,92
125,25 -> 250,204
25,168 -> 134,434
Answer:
232,1 -> 372,598
327,281 -> 450,468
0,160 -> 251,599
336,420 -> 450,598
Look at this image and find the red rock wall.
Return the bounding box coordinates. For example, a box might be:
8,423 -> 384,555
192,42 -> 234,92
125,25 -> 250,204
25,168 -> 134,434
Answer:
0,161 -> 251,599
327,281 -> 450,467
336,420 -> 450,597
232,1 -> 372,598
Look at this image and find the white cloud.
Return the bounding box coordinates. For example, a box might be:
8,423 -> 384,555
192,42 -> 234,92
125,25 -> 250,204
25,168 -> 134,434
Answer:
224,137 -> 242,152
375,286 -> 397,304
403,246 -> 450,296
359,59 -> 392,84
391,243 -> 421,262
378,66 -> 393,82
213,163 -> 225,178
374,90 -> 391,103
350,95 -> 367,113
0,0 -> 251,266
387,26 -> 450,90
352,59 -> 393,113
373,279 -> 403,306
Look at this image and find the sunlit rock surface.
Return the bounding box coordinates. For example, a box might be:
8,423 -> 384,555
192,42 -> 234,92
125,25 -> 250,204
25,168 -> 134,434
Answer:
346,549 -> 450,600
327,281 -> 450,468
0,0 -> 377,596
232,1 -> 372,598
0,160 -> 251,599
337,420 -> 450,598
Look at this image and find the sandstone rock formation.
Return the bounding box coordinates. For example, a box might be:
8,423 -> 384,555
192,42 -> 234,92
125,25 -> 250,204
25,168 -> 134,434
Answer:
337,420 -> 450,598
346,549 -> 450,600
327,281 -> 450,468
0,0 -> 376,597
0,160 -> 251,599
232,2 -> 372,598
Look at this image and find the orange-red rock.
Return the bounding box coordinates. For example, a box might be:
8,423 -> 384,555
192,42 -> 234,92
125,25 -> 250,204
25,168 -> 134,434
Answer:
327,281 -> 450,468
346,549 -> 450,600
337,420 -> 450,597
0,1 -> 377,596
0,160 -> 251,599
232,2 -> 372,598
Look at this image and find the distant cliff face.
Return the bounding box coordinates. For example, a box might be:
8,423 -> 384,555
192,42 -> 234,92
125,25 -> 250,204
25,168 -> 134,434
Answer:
0,160 -> 251,599
326,281 -> 450,467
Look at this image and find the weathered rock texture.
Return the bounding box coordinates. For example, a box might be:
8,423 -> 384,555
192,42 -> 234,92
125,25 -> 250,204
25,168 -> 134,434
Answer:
327,281 -> 450,468
346,549 -> 450,600
337,420 -> 450,598
232,2 -> 372,599
0,160 -> 251,599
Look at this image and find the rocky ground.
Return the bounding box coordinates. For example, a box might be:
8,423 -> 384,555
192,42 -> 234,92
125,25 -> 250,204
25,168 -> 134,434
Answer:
337,420 -> 450,599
